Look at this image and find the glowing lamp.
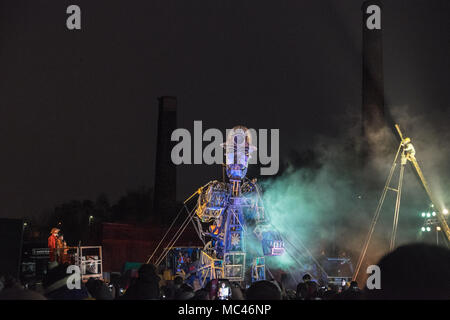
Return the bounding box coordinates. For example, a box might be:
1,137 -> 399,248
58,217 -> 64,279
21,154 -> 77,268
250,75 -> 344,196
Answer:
443,209 -> 448,215
421,227 -> 426,232
426,227 -> 431,232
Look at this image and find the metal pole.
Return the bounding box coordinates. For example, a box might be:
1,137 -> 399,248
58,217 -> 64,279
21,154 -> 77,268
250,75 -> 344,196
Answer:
390,163 -> 404,251
353,142 -> 402,281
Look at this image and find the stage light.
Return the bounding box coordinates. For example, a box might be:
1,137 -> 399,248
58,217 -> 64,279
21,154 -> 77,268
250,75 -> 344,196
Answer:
421,212 -> 426,217
430,204 -> 434,208
437,226 -> 441,231
432,212 -> 436,217
421,227 -> 426,232
426,227 -> 431,232
443,209 -> 448,215
426,212 -> 431,217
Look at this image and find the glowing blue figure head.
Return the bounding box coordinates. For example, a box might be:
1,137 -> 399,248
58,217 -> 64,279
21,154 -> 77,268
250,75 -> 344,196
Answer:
223,126 -> 256,180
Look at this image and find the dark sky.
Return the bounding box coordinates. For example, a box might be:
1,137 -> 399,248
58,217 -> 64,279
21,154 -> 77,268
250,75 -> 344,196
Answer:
0,0 -> 449,218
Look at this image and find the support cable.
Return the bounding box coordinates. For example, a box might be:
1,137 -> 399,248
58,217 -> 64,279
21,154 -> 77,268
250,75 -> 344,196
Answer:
147,181 -> 212,265
146,204 -> 186,264
390,163 -> 405,251
155,205 -> 198,266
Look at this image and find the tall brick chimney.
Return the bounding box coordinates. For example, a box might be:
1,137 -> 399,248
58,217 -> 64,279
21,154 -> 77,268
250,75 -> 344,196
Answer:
362,1 -> 385,138
153,96 -> 177,225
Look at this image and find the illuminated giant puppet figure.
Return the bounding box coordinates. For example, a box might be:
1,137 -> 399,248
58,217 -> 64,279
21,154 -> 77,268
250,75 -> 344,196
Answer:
194,126 -> 284,286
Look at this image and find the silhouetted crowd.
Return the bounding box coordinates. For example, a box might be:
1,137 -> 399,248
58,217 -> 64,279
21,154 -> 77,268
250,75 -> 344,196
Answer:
0,243 -> 448,300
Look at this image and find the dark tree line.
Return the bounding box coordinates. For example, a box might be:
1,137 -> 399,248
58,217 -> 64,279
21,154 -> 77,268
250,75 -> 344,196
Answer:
24,187 -> 154,245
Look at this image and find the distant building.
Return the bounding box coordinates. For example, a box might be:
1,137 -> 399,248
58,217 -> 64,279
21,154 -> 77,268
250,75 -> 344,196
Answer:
100,222 -> 201,272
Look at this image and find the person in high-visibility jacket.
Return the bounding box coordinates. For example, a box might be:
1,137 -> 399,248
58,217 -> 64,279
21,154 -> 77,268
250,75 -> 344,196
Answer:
48,227 -> 60,262
56,234 -> 69,264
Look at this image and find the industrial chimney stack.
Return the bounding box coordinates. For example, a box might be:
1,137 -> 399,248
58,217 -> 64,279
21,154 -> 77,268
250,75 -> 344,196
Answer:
154,96 -> 177,225
362,0 -> 385,140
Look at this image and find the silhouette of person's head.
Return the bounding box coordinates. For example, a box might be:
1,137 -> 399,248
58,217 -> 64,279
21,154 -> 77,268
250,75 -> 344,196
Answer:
365,243 -> 450,300
246,280 -> 281,300
174,276 -> 183,287
302,273 -> 312,282
137,263 -> 158,282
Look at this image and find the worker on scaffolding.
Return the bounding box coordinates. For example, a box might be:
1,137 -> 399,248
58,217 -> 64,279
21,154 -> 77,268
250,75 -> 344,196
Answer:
401,137 -> 416,164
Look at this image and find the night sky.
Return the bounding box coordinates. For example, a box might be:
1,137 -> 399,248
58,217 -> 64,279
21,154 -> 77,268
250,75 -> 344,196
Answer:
0,0 -> 449,219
